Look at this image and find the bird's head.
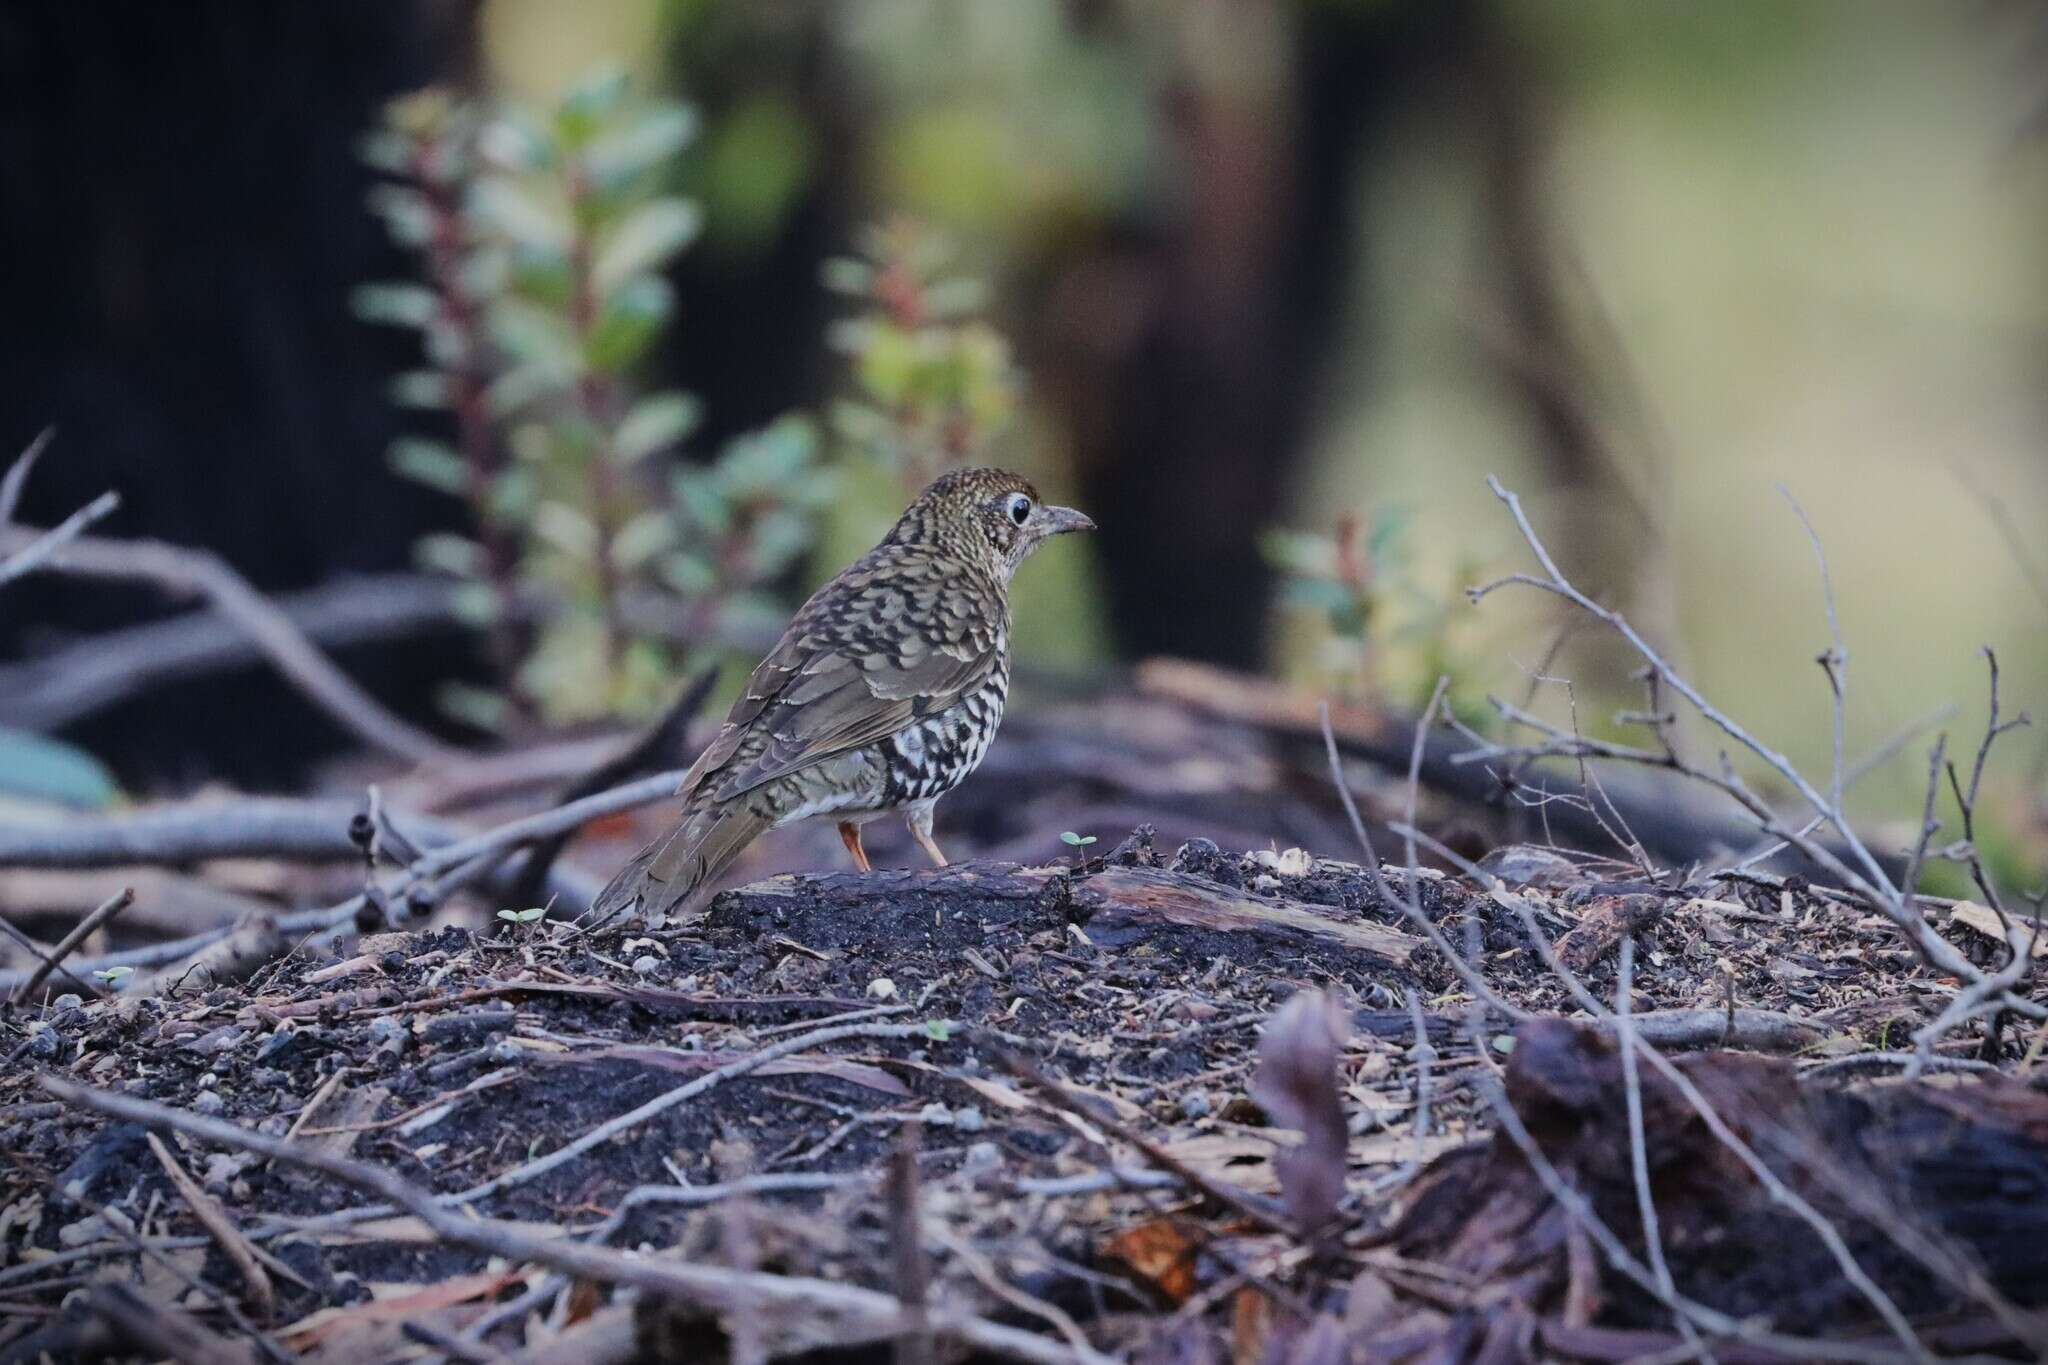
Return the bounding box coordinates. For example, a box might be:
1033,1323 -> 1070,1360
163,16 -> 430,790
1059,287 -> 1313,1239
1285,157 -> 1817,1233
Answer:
891,467 -> 1095,579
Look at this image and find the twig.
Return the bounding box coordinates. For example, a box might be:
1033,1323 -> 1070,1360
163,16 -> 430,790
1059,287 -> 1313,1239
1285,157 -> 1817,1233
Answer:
11,887 -> 133,1003
39,1078 -> 1098,1365
988,1041 -> 1294,1237
146,1132 -> 275,1319
1615,937 -> 1711,1365
890,1126 -> 935,1365
0,426 -> 55,526
1317,701 -> 1526,1023
0,913 -> 106,1002
0,523 -> 449,762
1466,476 -> 2038,1022
0,491 -> 122,590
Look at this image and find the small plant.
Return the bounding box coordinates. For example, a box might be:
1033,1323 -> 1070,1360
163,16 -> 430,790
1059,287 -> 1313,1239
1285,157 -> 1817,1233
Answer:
824,219 -> 1020,496
496,906 -> 547,928
1265,505 -> 1490,723
1060,829 -> 1098,873
358,67 -> 833,727
91,965 -> 133,988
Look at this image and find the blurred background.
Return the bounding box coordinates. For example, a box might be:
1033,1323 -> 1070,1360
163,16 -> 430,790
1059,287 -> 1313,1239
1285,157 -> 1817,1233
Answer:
4,0 -> 2047,879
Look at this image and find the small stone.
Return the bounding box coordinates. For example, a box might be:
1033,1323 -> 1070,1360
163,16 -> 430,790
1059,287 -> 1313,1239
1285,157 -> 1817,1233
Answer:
1178,1090 -> 1212,1120
866,978 -> 897,1001
256,1115 -> 291,1138
192,1091 -> 226,1117
953,1106 -> 984,1133
51,994 -> 82,1011
632,955 -> 661,976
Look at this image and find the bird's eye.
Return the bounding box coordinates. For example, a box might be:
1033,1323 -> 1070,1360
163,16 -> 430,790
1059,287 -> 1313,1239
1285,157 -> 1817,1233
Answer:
1005,494 -> 1032,526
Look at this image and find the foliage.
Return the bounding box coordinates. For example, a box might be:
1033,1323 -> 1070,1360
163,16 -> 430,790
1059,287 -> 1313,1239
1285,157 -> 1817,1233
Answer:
1264,505 -> 1492,724
357,69 -> 830,727
823,219 -> 1020,496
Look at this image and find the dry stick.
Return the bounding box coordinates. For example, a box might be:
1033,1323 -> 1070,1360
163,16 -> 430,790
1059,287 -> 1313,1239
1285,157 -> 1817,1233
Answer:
926,1225 -> 1107,1365
1722,701 -> 1958,875
989,1039 -> 1295,1238
79,1282 -> 264,1365
1615,938 -> 1713,1365
0,426 -> 55,526
0,769 -> 682,990
40,1080 -> 1094,1365
1317,702 -> 1525,1024
1467,476 -> 2037,1018
1331,686 -> 1940,1362
0,914 -> 105,1003
9,887 -> 133,1003
890,1126 -> 936,1365
0,524 -> 447,763
1779,486 -> 1848,827
1494,883 -> 1934,1364
145,1132 -> 275,1320
0,492 -> 122,590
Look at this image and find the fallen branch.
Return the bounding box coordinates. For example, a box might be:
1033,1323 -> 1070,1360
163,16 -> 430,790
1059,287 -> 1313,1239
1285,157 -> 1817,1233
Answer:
10,887 -> 133,1003
0,522 -> 450,763
40,1078 -> 1101,1365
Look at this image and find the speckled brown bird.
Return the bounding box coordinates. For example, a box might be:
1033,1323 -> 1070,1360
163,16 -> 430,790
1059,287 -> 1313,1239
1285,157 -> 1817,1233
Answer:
590,468 -> 1094,923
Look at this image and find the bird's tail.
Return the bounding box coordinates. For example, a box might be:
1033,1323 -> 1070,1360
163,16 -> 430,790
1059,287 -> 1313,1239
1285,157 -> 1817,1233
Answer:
587,801 -> 772,927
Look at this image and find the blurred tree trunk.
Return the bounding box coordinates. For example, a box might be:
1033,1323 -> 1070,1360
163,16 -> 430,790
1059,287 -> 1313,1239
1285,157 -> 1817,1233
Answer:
0,0 -> 480,787
1032,0 -> 1472,670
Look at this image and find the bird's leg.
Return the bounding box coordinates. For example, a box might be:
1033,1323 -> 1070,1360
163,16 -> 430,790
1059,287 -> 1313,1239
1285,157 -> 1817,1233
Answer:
838,820 -> 872,874
905,805 -> 949,867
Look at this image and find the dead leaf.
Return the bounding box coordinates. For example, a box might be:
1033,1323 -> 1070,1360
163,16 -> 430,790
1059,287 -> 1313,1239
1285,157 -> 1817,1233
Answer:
281,1268 -> 524,1349
1949,902 -> 2048,958
1159,1133 -> 1280,1192
1104,1217 -> 1206,1304
546,1046 -> 911,1098
1250,990 -> 1351,1230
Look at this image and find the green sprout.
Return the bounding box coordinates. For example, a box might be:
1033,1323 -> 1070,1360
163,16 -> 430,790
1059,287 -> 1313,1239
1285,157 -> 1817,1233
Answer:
496,907 -> 547,926
92,965 -> 134,987
1059,831 -> 1096,848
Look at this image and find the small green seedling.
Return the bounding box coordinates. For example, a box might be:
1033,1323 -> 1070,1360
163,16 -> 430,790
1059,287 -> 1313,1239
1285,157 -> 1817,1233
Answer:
92,966 -> 133,988
496,907 -> 547,927
1060,830 -> 1098,873
924,1019 -> 951,1043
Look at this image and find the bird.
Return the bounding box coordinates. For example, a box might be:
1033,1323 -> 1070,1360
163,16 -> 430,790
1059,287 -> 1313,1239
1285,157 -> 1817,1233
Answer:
589,467 -> 1094,924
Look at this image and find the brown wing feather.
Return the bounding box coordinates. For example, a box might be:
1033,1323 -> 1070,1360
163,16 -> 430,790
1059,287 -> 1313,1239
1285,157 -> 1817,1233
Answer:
683,543 -> 1004,806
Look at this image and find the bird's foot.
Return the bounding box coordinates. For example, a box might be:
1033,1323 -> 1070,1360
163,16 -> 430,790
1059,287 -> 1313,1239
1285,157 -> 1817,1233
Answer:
838,821 -> 872,873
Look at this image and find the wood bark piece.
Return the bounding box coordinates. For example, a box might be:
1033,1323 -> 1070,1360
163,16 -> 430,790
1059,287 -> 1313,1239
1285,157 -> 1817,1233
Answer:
1390,1018 -> 2048,1343
714,859 -> 1420,969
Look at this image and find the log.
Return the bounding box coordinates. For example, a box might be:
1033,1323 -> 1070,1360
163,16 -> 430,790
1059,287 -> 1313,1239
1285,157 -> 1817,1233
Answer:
709,857 -> 1422,972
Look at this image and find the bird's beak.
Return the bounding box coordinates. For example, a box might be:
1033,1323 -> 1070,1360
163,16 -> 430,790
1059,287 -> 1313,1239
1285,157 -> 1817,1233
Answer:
1036,505 -> 1095,536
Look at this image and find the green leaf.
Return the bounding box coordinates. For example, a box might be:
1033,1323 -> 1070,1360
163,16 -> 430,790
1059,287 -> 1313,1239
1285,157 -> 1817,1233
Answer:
533,501 -> 599,560
1060,831 -> 1097,847
609,509 -> 674,571
924,1020 -> 951,1042
593,198 -> 702,295
584,275 -> 672,371
414,532 -> 484,578
351,282 -> 441,329
439,680 -> 508,732
584,104 -> 698,187
556,64 -> 630,147
0,728 -> 119,808
387,437 -> 469,497
472,178 -> 567,252
365,185 -> 437,247
820,256 -> 873,295
389,369 -> 451,410
490,298 -> 581,375
613,392 -> 701,465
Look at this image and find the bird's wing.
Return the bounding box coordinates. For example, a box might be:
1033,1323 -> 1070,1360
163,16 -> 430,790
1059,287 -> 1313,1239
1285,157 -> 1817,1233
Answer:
686,549 -> 1004,804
